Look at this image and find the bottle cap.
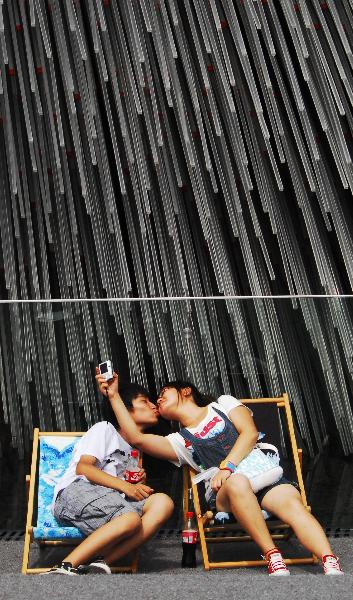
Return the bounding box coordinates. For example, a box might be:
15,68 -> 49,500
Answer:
131,449 -> 139,458
186,511 -> 194,518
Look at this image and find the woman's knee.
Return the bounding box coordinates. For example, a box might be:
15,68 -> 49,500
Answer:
264,493 -> 305,522
262,485 -> 302,514
225,473 -> 253,496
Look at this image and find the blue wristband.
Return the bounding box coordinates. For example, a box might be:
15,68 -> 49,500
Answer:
219,460 -> 237,473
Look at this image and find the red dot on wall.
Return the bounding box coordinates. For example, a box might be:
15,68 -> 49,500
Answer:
8,68 -> 16,76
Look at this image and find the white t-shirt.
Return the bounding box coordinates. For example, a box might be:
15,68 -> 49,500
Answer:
52,422 -> 133,504
166,395 -> 252,471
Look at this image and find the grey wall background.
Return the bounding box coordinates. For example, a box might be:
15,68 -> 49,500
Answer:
1,1 -> 353,457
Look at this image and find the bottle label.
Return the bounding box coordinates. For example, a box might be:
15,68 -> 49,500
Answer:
182,530 -> 198,544
125,470 -> 140,483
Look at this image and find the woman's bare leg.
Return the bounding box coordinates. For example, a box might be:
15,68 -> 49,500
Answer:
261,484 -> 333,557
216,474 -> 276,554
63,512 -> 141,567
105,493 -> 174,564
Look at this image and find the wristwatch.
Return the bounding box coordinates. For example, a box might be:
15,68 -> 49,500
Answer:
219,459 -> 237,473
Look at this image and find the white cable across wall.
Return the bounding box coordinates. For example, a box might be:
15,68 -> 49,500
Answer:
0,1 -> 353,455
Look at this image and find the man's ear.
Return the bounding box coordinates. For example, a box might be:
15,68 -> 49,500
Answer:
182,387 -> 192,397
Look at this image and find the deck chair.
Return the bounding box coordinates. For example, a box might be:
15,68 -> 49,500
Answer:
183,393 -> 319,570
22,428 -> 138,574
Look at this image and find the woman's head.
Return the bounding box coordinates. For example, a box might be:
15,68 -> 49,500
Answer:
157,380 -> 214,420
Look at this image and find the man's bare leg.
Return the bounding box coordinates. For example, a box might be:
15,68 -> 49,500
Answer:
105,493 -> 174,564
63,512 -> 141,567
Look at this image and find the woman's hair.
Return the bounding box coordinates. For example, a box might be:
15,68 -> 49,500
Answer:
161,380 -> 215,407
101,382 -> 151,427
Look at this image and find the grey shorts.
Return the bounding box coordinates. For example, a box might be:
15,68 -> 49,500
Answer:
54,479 -> 146,536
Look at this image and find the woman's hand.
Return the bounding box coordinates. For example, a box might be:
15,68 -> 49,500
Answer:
122,481 -> 154,501
211,469 -> 232,493
95,368 -> 119,401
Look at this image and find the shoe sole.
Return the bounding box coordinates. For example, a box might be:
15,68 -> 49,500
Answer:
269,572 -> 290,576
41,570 -> 78,576
81,563 -> 111,574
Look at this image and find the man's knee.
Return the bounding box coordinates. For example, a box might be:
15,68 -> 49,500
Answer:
122,511 -> 142,532
145,493 -> 174,518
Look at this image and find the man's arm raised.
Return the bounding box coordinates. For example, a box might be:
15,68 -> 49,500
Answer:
95,370 -> 178,462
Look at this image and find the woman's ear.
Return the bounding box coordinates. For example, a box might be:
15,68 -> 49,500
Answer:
182,387 -> 192,397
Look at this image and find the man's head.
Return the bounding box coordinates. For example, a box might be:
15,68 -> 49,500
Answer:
102,383 -> 159,429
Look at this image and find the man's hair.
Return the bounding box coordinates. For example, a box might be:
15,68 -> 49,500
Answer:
101,382 -> 151,427
160,380 -> 214,407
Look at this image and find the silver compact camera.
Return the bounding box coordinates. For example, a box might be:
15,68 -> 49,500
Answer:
98,360 -> 113,381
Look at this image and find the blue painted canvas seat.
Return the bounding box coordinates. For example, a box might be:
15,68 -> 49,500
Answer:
33,435 -> 84,541
23,429 -> 139,574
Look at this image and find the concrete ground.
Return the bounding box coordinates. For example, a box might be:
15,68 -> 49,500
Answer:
1,535 -> 352,600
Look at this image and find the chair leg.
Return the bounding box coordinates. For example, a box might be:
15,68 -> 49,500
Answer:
22,529 -> 32,574
191,480 -> 211,570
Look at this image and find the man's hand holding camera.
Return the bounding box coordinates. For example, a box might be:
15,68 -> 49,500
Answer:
95,366 -> 119,401
95,363 -> 154,499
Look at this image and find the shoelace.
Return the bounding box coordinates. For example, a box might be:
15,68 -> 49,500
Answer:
55,562 -> 78,573
266,551 -> 288,573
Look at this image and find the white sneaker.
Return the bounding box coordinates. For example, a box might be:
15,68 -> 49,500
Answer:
265,548 -> 290,576
41,562 -> 79,575
322,554 -> 344,576
78,557 -> 111,574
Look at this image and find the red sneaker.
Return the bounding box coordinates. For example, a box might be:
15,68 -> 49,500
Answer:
265,548 -> 290,576
322,554 -> 344,576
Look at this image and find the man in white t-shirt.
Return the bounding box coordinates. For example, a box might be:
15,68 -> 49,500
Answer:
45,382 -> 174,576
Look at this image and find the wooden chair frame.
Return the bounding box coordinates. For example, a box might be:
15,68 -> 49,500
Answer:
183,394 -> 319,570
22,428 -> 138,574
